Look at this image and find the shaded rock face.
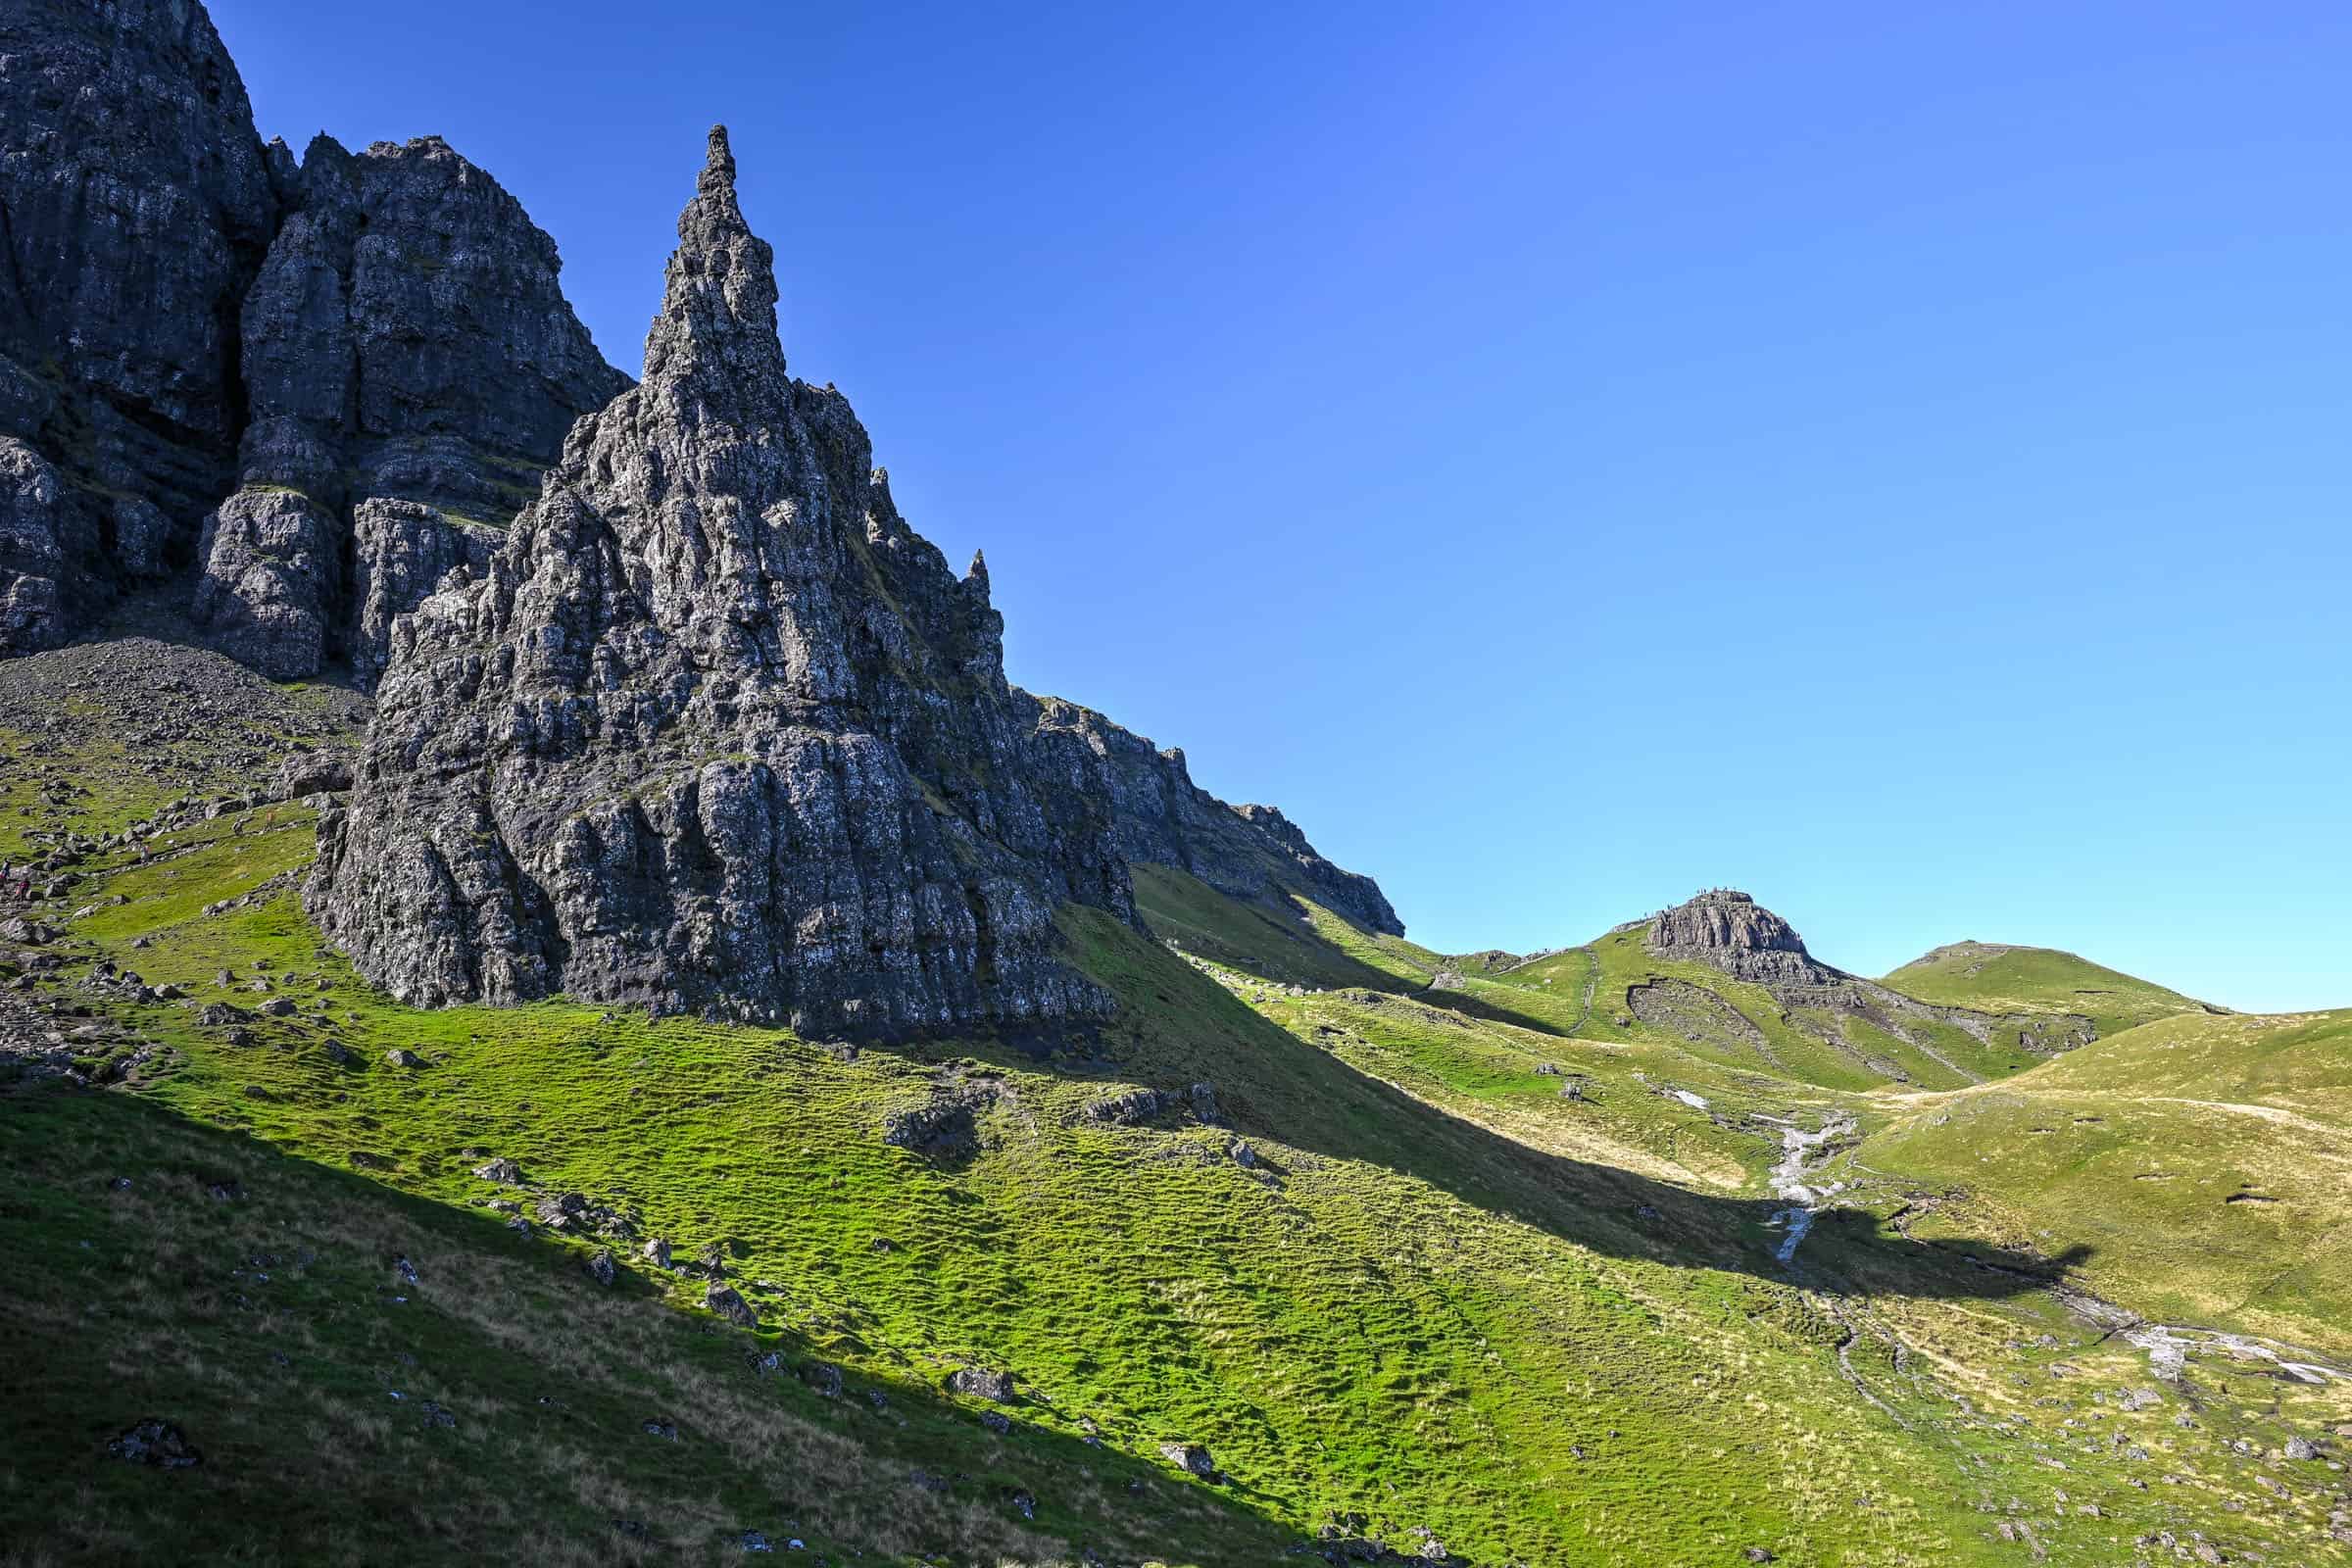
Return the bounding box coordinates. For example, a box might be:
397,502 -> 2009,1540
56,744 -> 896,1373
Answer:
196,132 -> 631,678
349,498 -> 501,687
0,0 -> 277,649
310,129 -> 1131,1037
0,438 -> 83,650
190,487 -> 339,679
1021,698 -> 1402,935
0,0 -> 622,664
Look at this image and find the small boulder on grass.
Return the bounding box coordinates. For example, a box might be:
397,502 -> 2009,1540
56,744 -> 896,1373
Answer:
108,1420 -> 199,1468
584,1249 -> 617,1288
384,1048 -> 423,1068
946,1366 -> 1016,1403
1158,1441 -> 1218,1480
471,1156 -> 524,1185
706,1283 -> 758,1329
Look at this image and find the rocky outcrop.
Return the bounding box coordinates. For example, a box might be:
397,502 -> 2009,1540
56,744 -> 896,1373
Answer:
195,132 -> 630,677
189,487 -> 339,678
349,498 -> 501,685
1022,697 -> 1403,935
0,0 -> 624,664
0,0 -> 277,649
1648,890 -> 1824,986
310,128 -> 1136,1036
1644,889 -> 2093,1057
0,438 -> 81,650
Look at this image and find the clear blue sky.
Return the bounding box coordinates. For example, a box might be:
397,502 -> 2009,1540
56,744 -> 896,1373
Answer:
215,1 -> 2351,1011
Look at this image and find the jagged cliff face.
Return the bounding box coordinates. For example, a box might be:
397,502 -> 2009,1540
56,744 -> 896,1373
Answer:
10,4 -> 1407,1029
1648,889 -> 1824,986
1022,696 -> 1402,935
0,0 -> 626,670
0,0 -> 276,647
195,133 -> 631,678
310,130 -> 1134,1036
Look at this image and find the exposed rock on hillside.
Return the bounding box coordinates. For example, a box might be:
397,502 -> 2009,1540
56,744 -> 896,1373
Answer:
1645,890 -> 2094,1056
1022,697 -> 1402,935
314,128 -> 1398,1035
310,128 -> 1136,1035
0,0 -> 623,665
0,0 -> 276,650
1648,889 -> 1823,986
195,132 -> 630,678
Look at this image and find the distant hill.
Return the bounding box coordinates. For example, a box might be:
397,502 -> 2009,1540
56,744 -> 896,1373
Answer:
1854,1006 -> 2352,1359
1881,940 -> 2217,1038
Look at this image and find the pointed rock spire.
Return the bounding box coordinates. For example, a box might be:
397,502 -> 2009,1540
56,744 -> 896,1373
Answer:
642,123 -> 784,391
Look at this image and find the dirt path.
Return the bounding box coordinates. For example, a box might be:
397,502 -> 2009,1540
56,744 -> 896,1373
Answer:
2134,1096 -> 2349,1141
1569,946 -> 1598,1034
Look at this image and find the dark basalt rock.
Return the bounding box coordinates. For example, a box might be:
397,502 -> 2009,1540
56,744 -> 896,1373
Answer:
195,132 -> 630,678
191,487 -> 340,679
0,0 -> 277,649
310,129 -> 1129,1036
1,1 -> 624,663
107,1419 -> 201,1469
310,130 -> 1396,1035
350,498 -> 502,686
1022,697 -> 1402,935
8,8 -> 1405,1007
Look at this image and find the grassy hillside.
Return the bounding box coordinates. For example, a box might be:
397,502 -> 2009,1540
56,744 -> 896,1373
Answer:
1881,941 -> 2216,1038
4,636 -> 2349,1566
1854,1009 -> 2352,1358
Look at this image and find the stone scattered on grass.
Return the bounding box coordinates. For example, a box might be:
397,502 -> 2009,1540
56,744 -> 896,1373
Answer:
585,1248 -> 617,1287
107,1420 -> 199,1469
946,1366 -> 1016,1403
1158,1441 -> 1218,1480
706,1283 -> 758,1328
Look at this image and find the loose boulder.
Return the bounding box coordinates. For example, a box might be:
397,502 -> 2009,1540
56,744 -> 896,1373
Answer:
705,1283 -> 757,1329
946,1367 -> 1016,1404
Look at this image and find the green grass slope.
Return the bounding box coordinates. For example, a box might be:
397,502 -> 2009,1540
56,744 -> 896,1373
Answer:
1854,1009 -> 2352,1358
3,640 -> 2348,1566
1880,941 -> 2217,1039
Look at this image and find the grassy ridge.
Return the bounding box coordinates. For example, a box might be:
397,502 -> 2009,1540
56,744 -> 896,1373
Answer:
1880,941 -> 2214,1038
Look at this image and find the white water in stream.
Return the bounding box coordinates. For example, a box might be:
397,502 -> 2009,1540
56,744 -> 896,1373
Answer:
2124,1323 -> 2348,1385
1761,1112 -> 1856,1265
